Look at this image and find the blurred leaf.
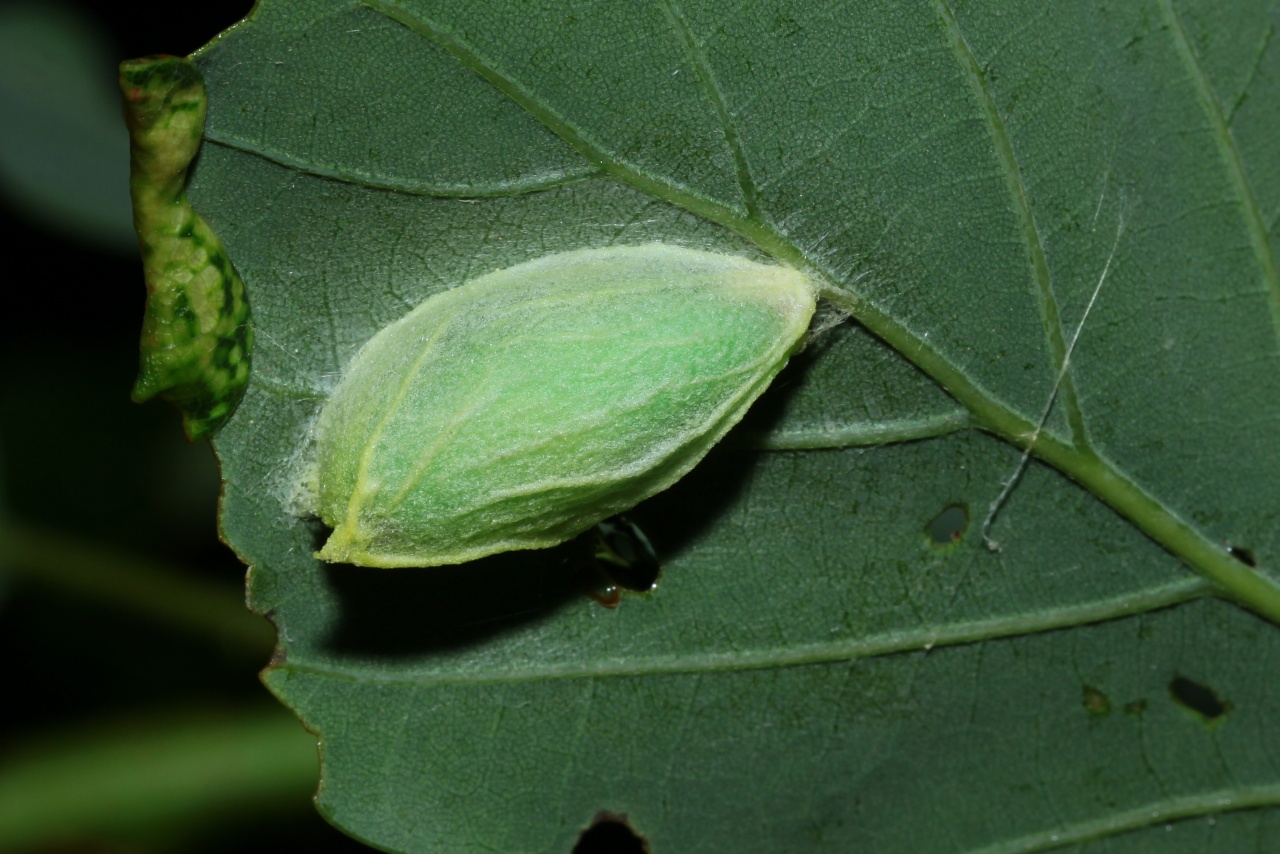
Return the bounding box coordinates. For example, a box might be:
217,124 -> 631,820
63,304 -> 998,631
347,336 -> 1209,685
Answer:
0,520 -> 273,655
0,433 -> 8,608
180,0 -> 1280,850
0,708 -> 318,852
0,2 -> 134,250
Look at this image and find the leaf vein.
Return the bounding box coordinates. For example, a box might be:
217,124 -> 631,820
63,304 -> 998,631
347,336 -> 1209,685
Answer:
967,784 -> 1280,854
932,0 -> 1090,448
273,577 -> 1212,687
1162,0 -> 1280,357
656,0 -> 763,220
201,132 -> 600,197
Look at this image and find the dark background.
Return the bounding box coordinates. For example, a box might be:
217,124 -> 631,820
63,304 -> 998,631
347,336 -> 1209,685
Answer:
0,1 -> 372,850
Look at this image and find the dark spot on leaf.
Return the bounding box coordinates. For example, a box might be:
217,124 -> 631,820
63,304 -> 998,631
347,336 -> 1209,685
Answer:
772,14 -> 802,39
1123,699 -> 1147,717
1082,685 -> 1111,717
1226,544 -> 1256,567
1169,676 -> 1230,723
926,503 -> 968,547
574,812 -> 647,854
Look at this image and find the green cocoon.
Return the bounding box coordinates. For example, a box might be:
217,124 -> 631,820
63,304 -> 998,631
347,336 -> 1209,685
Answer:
310,243 -> 815,568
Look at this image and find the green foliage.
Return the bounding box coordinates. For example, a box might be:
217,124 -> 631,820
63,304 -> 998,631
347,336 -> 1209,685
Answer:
183,0 -> 1280,850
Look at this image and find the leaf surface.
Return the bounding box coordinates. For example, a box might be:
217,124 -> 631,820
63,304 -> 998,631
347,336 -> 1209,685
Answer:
191,1 -> 1280,850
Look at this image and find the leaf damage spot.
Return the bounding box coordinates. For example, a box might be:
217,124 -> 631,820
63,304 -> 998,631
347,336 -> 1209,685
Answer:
926,503 -> 969,547
574,811 -> 648,854
1082,685 -> 1111,717
1168,676 -> 1231,723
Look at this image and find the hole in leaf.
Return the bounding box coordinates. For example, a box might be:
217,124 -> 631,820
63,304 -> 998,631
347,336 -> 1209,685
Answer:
1082,685 -> 1111,717
310,519 -> 334,554
571,516 -> 662,608
592,516 -> 661,592
1226,544 -> 1256,567
926,503 -> 969,547
573,812 -> 647,854
1168,676 -> 1230,722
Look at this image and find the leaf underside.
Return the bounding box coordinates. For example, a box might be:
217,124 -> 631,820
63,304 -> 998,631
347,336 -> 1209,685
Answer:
193,1 -> 1280,851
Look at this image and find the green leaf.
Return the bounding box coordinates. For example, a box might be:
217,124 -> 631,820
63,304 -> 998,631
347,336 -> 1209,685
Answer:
183,0 -> 1280,849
